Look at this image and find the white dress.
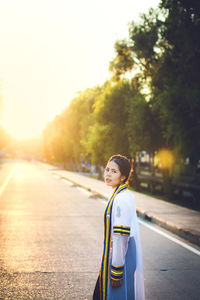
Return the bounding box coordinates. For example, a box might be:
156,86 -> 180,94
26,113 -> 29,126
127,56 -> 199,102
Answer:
99,184 -> 145,300
110,189 -> 145,300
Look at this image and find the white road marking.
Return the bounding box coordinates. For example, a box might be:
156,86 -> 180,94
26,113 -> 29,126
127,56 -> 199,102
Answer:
100,199 -> 200,256
61,178 -> 73,185
76,186 -> 93,197
0,164 -> 17,196
139,219 -> 200,256
58,176 -> 200,256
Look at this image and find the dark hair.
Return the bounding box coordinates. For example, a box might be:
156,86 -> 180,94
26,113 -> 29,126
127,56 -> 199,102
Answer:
108,154 -> 131,184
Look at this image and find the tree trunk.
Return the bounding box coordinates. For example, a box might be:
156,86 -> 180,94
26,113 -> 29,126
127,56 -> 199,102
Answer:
97,165 -> 103,180
162,168 -> 172,199
131,157 -> 140,191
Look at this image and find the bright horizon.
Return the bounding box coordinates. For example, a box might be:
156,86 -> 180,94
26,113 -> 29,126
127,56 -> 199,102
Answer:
0,0 -> 160,140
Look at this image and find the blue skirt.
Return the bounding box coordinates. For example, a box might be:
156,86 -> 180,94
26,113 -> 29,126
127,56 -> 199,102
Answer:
108,236 -> 136,300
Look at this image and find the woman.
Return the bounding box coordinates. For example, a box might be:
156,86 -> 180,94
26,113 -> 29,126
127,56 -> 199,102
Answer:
93,154 -> 145,300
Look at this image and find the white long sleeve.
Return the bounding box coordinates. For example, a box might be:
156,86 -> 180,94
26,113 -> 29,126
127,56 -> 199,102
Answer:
110,193 -> 132,281
110,189 -> 145,299
111,234 -> 129,267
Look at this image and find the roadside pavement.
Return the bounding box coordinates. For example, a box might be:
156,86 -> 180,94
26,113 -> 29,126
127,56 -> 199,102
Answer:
41,163 -> 200,247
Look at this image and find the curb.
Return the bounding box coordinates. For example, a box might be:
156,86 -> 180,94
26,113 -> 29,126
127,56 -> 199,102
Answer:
56,171 -> 200,247
57,173 -> 108,199
136,210 -> 200,247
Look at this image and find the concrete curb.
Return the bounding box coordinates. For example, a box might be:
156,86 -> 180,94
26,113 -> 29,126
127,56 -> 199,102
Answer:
136,210 -> 200,247
57,173 -> 108,199
54,169 -> 200,247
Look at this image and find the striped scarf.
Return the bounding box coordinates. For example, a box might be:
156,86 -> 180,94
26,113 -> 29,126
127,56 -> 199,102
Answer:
99,183 -> 127,300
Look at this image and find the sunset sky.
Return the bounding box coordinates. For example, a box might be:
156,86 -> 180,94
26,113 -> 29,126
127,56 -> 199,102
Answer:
0,0 -> 160,139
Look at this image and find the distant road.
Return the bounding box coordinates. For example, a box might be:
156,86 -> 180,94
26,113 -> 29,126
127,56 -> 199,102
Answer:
0,160 -> 199,300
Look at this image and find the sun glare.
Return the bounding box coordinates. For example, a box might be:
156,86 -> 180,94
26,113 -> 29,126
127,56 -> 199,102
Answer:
2,108 -> 43,140
0,0 -> 160,141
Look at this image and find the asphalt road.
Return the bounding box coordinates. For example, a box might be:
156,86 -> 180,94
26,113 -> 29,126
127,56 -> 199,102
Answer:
0,159 -> 200,300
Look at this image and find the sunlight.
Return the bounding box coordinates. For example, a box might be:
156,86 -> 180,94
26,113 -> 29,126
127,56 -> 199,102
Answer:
2,112 -> 43,140
13,168 -> 26,182
157,149 -> 174,169
0,0 -> 160,140
1,93 -> 47,139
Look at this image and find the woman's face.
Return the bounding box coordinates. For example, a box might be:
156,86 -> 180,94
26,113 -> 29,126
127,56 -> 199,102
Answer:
104,160 -> 125,188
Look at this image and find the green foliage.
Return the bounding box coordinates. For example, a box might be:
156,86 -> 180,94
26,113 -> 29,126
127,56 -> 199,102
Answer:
89,80 -> 131,163
42,78 -> 158,168
154,0 -> 200,161
42,86 -> 101,165
86,123 -> 110,166
109,0 -> 200,163
109,40 -> 134,81
42,75 -> 162,169
87,80 -> 160,165
127,87 -> 162,155
42,0 -> 200,173
129,8 -> 162,74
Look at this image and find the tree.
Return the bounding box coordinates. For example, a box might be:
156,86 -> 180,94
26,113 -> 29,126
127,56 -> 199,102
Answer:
109,40 -> 134,81
42,86 -> 101,169
88,80 -> 131,166
110,0 -> 200,165
87,79 -> 160,169
153,0 -> 200,163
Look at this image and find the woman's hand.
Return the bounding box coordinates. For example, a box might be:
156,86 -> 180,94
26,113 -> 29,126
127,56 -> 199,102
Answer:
111,278 -> 122,288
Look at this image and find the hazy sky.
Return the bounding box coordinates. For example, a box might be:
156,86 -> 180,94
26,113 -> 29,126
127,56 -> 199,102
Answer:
0,0 -> 160,139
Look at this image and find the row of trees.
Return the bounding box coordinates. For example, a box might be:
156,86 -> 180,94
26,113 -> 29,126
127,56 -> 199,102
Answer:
42,80 -> 161,169
42,1 -> 200,192
109,0 -> 200,164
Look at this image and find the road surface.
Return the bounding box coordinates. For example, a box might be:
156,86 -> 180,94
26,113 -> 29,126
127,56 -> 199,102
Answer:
0,159 -> 199,299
